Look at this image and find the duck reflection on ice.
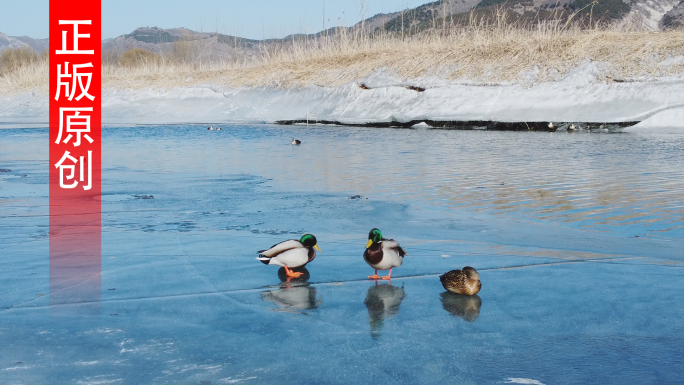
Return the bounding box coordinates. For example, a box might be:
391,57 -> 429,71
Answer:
260,267 -> 320,313
364,282 -> 406,338
440,292 -> 482,322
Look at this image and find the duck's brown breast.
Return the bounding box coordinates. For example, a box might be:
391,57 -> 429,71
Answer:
364,243 -> 383,265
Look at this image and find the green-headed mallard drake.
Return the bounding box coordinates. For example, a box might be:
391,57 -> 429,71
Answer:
364,228 -> 406,280
439,267 -> 481,295
257,234 -> 321,278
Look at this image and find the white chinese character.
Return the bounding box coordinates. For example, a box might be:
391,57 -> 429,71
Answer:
55,62 -> 94,101
56,107 -> 94,146
54,151 -> 78,188
54,150 -> 92,190
56,20 -> 94,55
55,62 -> 71,100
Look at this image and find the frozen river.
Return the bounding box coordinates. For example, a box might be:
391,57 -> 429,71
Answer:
1,125 -> 683,384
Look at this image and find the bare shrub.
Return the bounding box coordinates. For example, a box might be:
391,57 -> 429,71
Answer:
102,49 -> 120,66
119,48 -> 160,67
170,39 -> 192,63
168,30 -> 198,63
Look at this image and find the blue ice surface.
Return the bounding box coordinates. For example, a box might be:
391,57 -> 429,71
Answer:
1,125 -> 683,384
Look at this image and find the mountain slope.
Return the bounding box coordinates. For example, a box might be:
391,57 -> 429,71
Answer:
622,0 -> 681,30
0,33 -> 48,53
659,0 -> 684,28
1,0 -> 681,59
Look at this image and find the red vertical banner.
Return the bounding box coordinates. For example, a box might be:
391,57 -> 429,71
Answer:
49,1 -> 101,309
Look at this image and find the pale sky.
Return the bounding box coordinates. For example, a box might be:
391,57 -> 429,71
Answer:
1,0 -> 428,40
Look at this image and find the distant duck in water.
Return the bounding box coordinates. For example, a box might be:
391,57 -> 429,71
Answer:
208,126 -> 214,130
547,122 -> 556,132
439,267 -> 481,296
292,138 -> 301,145
364,228 -> 407,280
216,126 -> 221,131
568,124 -> 575,132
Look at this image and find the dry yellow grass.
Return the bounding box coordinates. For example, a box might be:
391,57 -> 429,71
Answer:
1,21 -> 682,94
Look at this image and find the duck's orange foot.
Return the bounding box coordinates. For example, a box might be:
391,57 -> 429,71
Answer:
286,271 -> 303,278
368,274 -> 381,280
381,275 -> 392,280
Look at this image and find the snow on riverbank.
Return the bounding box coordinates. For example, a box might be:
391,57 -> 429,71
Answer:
627,106 -> 684,132
1,61 -> 683,130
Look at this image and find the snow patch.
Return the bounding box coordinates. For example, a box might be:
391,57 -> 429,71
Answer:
659,55 -> 684,67
218,377 -> 258,384
2,66 -> 684,126
84,328 -> 123,334
356,67 -> 402,88
627,106 -> 684,131
176,364 -> 222,374
2,364 -> 32,371
521,65 -> 540,83
76,376 -> 122,385
557,60 -> 603,86
505,378 -> 546,385
74,361 -> 100,366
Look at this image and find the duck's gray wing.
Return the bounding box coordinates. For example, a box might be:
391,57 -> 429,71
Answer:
384,239 -> 407,256
258,239 -> 303,258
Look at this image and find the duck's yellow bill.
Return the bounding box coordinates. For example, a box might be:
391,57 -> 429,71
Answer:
366,239 -> 373,248
314,244 -> 322,252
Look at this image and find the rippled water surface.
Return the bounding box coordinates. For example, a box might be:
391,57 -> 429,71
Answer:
108,125 -> 684,238
1,125 -> 683,385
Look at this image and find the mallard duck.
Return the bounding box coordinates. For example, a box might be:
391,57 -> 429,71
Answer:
364,228 -> 406,280
291,138 -> 301,145
257,234 -> 321,277
439,267 -> 481,295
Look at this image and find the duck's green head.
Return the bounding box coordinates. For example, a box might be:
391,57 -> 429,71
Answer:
366,228 -> 383,248
300,234 -> 321,251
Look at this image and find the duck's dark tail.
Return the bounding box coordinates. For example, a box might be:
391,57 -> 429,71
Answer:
257,256 -> 271,265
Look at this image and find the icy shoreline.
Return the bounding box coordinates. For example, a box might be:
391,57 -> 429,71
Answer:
1,63 -> 683,131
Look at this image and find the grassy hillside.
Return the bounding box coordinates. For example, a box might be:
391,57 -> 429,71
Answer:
1,17 -> 682,94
